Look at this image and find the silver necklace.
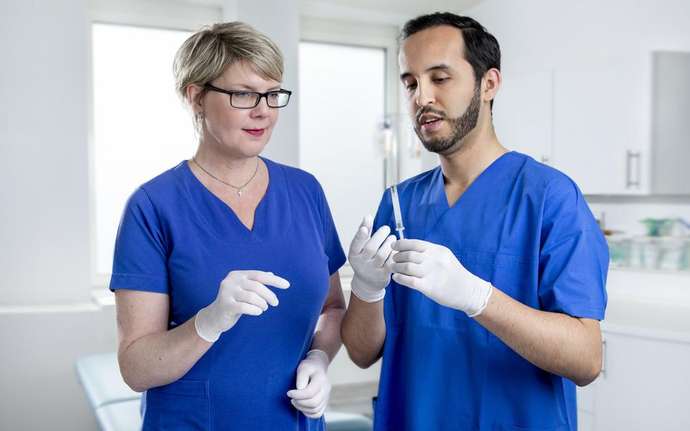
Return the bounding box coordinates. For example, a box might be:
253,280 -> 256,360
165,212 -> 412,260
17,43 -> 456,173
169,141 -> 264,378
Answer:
191,157 -> 260,197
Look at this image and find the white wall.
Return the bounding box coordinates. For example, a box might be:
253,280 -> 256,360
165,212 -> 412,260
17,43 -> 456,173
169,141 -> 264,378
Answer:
465,0 -> 690,72
0,307 -> 118,430
0,6 -> 106,427
0,1 -> 161,427
1,0 -> 91,307
464,0 -> 690,235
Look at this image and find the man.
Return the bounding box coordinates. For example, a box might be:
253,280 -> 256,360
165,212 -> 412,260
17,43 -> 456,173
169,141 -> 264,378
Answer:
341,12 -> 608,431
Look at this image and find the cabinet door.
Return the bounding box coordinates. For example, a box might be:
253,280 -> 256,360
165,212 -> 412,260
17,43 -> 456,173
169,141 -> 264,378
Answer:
651,51 -> 690,194
577,410 -> 594,431
493,67 -> 553,163
577,380 -> 597,431
594,332 -> 690,430
552,61 -> 648,194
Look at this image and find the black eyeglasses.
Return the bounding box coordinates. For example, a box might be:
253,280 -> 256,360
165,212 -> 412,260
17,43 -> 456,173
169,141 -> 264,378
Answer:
204,83 -> 292,109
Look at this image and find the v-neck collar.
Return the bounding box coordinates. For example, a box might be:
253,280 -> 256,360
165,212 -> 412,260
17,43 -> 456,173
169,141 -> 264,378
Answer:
432,151 -> 514,210
427,151 -> 515,234
180,156 -> 276,241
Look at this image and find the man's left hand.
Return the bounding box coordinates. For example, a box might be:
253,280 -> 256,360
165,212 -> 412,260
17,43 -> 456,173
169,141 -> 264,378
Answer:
391,239 -> 493,317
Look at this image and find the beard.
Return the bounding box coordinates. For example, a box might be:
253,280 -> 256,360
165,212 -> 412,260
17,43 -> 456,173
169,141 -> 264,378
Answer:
414,84 -> 481,155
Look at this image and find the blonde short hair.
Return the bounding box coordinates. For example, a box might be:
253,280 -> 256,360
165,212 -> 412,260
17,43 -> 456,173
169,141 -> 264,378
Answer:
173,22 -> 284,104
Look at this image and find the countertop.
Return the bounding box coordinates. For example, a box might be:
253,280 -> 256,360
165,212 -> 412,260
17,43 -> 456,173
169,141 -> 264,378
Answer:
603,268 -> 690,342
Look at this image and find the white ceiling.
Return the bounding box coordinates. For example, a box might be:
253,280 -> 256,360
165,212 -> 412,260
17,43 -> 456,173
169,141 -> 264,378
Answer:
182,0 -> 483,16
303,0 -> 482,15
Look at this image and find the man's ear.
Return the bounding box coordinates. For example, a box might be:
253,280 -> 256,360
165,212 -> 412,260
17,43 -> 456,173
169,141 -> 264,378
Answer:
481,68 -> 502,104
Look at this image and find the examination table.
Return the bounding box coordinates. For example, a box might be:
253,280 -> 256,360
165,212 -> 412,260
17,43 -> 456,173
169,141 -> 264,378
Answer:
76,352 -> 373,431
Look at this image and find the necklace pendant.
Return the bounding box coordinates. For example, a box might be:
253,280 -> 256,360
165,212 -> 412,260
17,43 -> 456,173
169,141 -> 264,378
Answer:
237,189 -> 243,197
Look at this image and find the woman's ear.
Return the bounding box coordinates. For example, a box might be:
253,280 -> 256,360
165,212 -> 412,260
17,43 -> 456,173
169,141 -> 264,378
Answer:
185,84 -> 205,113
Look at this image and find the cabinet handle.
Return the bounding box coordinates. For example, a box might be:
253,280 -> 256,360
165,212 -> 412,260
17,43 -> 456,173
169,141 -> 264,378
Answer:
626,151 -> 641,189
600,338 -> 607,378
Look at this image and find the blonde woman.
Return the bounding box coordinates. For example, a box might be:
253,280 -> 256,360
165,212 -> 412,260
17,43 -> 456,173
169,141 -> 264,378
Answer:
111,22 -> 346,430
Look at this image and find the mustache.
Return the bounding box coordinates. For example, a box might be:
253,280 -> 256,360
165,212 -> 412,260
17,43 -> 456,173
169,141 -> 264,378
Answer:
415,107 -> 447,124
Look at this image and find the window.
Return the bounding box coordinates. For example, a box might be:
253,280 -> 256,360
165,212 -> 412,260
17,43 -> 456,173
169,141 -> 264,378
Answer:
91,23 -> 194,277
299,18 -> 400,253
299,41 -> 387,251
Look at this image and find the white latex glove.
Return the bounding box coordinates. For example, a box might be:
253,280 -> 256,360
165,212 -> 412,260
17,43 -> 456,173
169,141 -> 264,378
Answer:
287,349 -> 331,418
194,270 -> 290,342
391,239 -> 493,317
347,215 -> 397,303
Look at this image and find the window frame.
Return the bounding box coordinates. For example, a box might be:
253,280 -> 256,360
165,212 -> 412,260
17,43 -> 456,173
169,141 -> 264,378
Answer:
87,2 -> 222,290
300,16 -> 400,126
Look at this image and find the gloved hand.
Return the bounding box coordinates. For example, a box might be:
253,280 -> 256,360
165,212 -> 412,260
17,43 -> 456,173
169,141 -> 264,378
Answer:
347,215 -> 397,302
391,239 -> 493,317
287,349 -> 331,418
194,270 -> 290,342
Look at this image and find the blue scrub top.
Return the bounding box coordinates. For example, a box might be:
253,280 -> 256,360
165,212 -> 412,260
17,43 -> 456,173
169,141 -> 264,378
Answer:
373,152 -> 608,431
110,158 -> 346,430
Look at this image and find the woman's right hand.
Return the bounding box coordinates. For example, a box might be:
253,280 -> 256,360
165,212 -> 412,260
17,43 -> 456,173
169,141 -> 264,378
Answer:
194,270 -> 290,342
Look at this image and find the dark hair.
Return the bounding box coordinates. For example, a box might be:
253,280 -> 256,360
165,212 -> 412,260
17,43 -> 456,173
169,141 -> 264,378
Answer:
400,12 -> 501,92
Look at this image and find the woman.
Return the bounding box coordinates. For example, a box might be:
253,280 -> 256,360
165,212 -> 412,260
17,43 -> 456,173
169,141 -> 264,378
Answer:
111,22 -> 346,430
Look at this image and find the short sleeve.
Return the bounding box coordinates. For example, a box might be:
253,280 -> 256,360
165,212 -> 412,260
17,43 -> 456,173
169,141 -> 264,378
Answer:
109,187 -> 169,293
538,178 -> 608,319
315,183 -> 346,275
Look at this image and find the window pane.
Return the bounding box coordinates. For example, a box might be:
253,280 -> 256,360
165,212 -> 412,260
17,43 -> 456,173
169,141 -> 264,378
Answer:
92,24 -> 195,276
299,42 -> 386,251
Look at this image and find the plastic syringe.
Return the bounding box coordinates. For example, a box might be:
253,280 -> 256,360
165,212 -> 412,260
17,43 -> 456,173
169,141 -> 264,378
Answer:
390,185 -> 405,239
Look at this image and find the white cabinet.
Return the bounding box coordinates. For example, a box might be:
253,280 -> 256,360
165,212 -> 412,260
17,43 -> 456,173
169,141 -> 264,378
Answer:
494,59 -> 651,195
650,51 -> 690,194
551,59 -> 649,195
494,67 -> 553,163
577,327 -> 690,431
576,378 -> 596,431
